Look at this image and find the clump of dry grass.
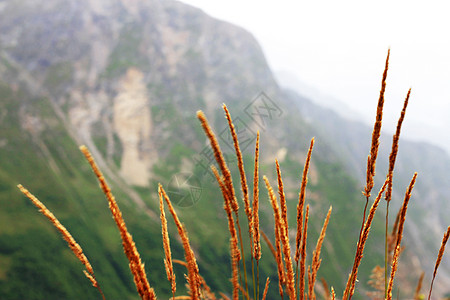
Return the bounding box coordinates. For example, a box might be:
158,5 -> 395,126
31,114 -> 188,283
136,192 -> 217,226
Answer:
159,184 -> 201,299
16,51 -> 450,300
79,145 -> 156,300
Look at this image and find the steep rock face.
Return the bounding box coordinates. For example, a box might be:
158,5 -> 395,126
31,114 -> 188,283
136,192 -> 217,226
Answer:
113,68 -> 154,186
0,0 -> 278,187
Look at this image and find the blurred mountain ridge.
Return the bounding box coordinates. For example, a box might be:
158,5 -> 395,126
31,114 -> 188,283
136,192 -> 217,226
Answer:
0,0 -> 449,298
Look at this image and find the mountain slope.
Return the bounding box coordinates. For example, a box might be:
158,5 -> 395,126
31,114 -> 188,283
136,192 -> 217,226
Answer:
285,88 -> 450,295
0,0 -> 449,299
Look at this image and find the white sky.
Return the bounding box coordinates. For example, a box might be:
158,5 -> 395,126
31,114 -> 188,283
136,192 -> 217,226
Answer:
178,0 -> 450,152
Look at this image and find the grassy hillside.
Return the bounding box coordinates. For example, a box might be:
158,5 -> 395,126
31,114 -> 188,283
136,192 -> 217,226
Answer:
0,83 -> 157,299
0,80 -> 393,299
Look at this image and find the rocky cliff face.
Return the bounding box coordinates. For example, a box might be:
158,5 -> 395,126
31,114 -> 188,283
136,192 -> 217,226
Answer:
1,0 -> 278,186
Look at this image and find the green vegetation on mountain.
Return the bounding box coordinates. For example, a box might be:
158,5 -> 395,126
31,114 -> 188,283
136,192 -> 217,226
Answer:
0,0 -> 449,299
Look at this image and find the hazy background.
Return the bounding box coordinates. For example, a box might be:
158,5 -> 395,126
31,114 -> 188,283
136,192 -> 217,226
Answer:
178,0 -> 450,153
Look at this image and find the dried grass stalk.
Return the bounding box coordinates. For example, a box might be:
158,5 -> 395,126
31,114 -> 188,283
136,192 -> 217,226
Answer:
299,205 -> 310,300
198,109 -> 251,299
343,179 -> 388,299
276,160 -> 289,239
173,259 -> 188,268
231,236 -> 240,300
197,110 -> 238,212
264,176 -> 285,298
252,131 -> 261,261
159,186 -> 176,299
309,206 -> 332,300
17,184 -> 106,300
296,138 -> 315,263
219,292 -> 231,300
275,161 -> 298,298
174,260 -> 216,300
385,88 -> 411,202
79,146 -> 155,300
223,104 -> 252,224
275,218 -> 286,298
211,166 -> 240,262
261,230 -> 277,260
262,277 -> 270,300
159,184 -> 201,300
388,208 -> 402,254
428,226 -> 450,300
387,245 -> 400,300
387,173 -> 417,300
264,176 -> 296,299
364,49 -> 390,198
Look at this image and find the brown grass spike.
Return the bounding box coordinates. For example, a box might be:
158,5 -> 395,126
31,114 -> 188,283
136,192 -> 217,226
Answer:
159,184 -> 201,299
383,89 -> 411,295
309,206 -> 332,300
211,167 -> 240,299
296,138 -> 315,263
264,176 -> 285,299
17,184 -> 106,300
262,277 -> 270,300
211,166 -> 241,261
252,131 -> 261,261
428,225 -> 450,300
275,161 -> 297,298
223,104 -> 252,225
159,186 -> 176,299
197,110 -> 238,212
264,176 -> 296,300
387,173 -> 417,300
231,235 -> 240,300
385,88 -> 411,203
299,205 -> 309,300
79,146 -> 155,300
261,230 -> 277,260
364,48 -> 390,198
275,218 -> 286,299
276,160 -> 289,239
198,110 -> 250,298
343,178 -> 388,299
